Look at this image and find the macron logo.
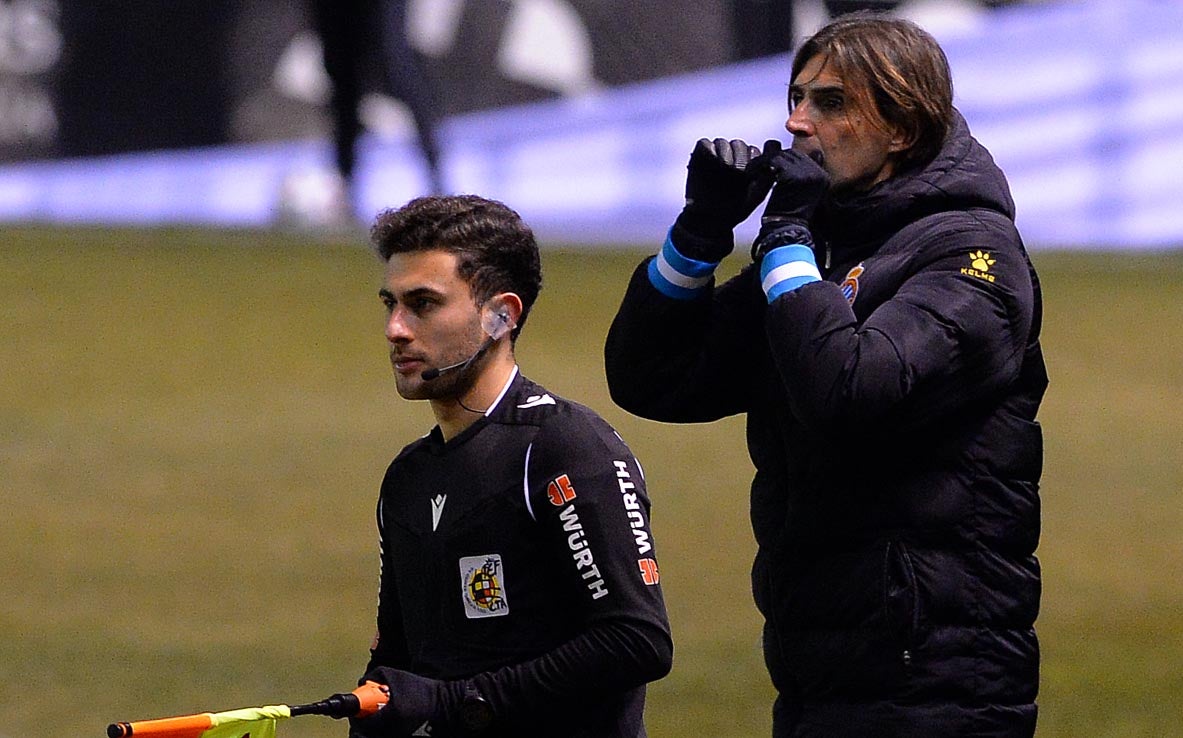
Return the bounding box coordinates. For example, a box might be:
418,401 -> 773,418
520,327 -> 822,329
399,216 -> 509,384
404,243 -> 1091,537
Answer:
431,494 -> 446,531
518,394 -> 556,409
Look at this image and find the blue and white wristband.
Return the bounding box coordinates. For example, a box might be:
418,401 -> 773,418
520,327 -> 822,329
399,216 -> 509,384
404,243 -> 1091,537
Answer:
759,244 -> 821,302
647,226 -> 718,300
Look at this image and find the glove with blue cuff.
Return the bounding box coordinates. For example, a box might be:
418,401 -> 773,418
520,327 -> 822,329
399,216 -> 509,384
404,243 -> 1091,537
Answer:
750,140 -> 829,259
750,141 -> 830,302
672,137 -> 772,263
649,138 -> 773,300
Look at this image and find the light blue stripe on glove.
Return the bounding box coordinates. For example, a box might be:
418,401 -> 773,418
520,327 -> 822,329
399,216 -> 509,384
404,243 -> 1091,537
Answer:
760,244 -> 821,302
648,226 -> 718,300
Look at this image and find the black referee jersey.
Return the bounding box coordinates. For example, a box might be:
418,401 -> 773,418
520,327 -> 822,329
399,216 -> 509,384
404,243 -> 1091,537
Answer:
364,369 -> 672,737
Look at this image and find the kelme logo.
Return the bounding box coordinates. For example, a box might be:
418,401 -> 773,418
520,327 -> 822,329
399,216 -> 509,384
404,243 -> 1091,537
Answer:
962,250 -> 997,283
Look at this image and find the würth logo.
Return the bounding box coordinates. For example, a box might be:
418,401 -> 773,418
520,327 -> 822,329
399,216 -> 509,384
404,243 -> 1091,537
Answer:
638,558 -> 660,586
547,474 -> 577,506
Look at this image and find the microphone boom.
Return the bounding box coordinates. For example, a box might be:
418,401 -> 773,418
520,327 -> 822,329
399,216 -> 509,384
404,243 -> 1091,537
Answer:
421,335 -> 496,381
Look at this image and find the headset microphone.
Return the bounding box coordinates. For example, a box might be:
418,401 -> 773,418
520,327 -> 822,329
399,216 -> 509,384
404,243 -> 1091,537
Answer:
420,309 -> 513,381
420,335 -> 496,381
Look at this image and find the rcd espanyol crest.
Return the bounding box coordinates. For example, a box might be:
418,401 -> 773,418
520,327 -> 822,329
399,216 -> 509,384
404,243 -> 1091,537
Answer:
840,263 -> 865,304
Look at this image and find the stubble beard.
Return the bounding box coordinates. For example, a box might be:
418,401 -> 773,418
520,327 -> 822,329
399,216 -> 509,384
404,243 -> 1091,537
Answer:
393,331 -> 487,401
395,366 -> 478,401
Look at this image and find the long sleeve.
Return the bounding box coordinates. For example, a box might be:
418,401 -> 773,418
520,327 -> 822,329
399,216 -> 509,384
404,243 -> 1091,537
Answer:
365,494 -> 411,675
764,212 -> 1035,438
604,256 -> 766,423
468,412 -> 672,720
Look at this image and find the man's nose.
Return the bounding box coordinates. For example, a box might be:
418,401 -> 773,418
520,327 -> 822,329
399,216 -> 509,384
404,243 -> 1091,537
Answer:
786,105 -> 813,137
385,309 -> 413,343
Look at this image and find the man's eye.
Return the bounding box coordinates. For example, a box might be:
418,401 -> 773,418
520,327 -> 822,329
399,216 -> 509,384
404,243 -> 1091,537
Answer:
820,96 -> 844,112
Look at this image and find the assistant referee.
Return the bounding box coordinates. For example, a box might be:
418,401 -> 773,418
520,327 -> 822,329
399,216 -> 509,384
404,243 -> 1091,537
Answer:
349,195 -> 672,738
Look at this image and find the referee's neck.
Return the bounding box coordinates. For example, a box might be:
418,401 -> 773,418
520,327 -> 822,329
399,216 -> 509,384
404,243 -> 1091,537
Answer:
432,356 -> 517,441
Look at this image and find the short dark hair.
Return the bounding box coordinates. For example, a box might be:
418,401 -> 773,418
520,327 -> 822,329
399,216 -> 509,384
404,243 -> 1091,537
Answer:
793,12 -> 954,172
370,195 -> 543,339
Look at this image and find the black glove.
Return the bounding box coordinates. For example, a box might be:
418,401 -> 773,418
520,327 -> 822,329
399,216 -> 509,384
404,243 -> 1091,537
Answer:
672,137 -> 773,263
348,667 -> 467,738
749,140 -> 830,261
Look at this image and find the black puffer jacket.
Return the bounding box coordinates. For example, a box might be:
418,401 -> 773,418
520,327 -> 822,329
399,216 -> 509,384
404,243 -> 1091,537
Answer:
605,111 -> 1047,737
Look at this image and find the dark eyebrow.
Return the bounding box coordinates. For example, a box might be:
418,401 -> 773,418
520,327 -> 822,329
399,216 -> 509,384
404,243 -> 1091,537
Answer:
377,286 -> 444,302
791,83 -> 845,96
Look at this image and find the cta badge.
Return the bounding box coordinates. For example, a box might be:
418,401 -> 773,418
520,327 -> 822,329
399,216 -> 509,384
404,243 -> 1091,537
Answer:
460,554 -> 509,619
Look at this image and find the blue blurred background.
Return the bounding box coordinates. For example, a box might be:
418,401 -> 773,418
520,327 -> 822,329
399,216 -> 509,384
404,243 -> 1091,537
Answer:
1,0 -> 1180,249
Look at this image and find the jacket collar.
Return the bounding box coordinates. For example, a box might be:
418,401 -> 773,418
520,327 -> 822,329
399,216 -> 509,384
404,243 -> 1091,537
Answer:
813,109 -> 1016,262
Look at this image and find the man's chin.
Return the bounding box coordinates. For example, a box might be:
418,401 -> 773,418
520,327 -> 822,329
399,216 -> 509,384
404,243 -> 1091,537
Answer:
395,372 -> 471,401
394,377 -> 431,401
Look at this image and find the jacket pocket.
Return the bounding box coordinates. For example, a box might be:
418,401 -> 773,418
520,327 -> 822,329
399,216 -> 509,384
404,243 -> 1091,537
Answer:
882,540 -> 919,668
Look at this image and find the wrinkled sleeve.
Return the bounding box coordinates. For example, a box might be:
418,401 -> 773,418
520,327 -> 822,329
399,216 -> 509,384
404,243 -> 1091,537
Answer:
764,215 -> 1034,437
604,256 -> 766,423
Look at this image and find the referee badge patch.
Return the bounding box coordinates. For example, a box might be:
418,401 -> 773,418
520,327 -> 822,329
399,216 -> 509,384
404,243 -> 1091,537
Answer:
460,554 -> 509,618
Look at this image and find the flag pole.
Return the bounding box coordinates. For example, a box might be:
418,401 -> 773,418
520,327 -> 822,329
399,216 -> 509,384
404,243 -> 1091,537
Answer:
107,681 -> 388,737
288,680 -> 389,718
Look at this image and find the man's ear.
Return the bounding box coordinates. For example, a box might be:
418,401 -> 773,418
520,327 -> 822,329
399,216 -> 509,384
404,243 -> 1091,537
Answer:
481,293 -> 523,339
888,122 -> 917,154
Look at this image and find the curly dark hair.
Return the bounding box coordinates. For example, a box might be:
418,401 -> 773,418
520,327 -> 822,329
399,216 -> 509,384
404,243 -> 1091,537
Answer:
370,195 -> 543,339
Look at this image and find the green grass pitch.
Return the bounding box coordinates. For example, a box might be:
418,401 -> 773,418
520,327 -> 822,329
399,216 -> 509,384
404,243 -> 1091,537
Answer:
2,226 -> 1181,737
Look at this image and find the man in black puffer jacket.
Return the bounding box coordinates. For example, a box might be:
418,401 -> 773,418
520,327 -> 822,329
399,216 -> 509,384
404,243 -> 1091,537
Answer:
604,12 -> 1047,738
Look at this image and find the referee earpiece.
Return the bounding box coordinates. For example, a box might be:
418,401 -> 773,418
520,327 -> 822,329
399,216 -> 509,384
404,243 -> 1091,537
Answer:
481,298 -> 516,340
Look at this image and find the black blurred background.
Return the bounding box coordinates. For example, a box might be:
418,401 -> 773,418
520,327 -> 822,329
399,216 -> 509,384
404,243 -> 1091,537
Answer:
10,0 -> 1029,163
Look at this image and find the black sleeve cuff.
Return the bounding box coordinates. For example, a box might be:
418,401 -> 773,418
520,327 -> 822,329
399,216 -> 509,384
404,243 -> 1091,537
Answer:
751,221 -> 814,260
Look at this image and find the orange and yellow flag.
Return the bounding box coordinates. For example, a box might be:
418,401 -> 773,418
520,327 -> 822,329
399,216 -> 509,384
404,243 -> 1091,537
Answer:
109,705 -> 289,738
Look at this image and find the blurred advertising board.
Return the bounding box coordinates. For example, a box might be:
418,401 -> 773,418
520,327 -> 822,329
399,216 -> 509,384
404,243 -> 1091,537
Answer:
2,0 -> 755,163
